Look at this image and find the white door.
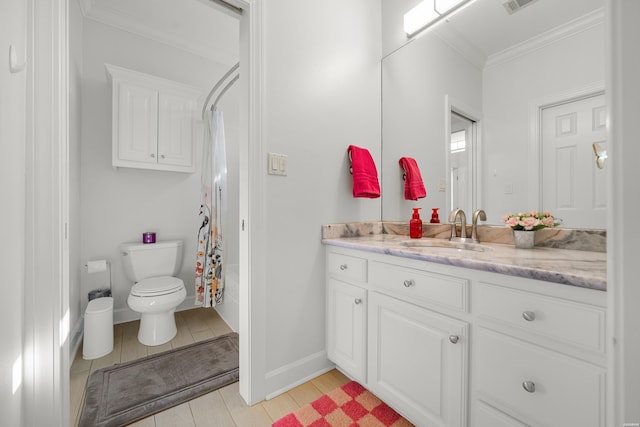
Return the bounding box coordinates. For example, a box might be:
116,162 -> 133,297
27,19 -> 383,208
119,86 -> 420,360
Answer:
542,93 -> 606,229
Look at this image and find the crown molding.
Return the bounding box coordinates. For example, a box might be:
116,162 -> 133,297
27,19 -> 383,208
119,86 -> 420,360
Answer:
78,0 -> 238,66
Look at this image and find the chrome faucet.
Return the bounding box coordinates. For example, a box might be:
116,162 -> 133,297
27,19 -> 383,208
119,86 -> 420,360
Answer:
448,209 -> 468,241
471,209 -> 486,243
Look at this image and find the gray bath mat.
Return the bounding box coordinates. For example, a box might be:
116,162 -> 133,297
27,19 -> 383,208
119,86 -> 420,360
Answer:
79,332 -> 239,427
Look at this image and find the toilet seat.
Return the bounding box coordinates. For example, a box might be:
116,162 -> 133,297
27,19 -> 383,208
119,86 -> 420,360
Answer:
131,276 -> 184,297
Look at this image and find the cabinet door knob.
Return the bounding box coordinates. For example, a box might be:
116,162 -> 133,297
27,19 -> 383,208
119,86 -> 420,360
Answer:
150,153 -> 156,158
339,264 -> 348,271
403,279 -> 415,287
160,154 -> 166,159
522,380 -> 536,393
522,311 -> 536,322
449,335 -> 459,344
354,298 -> 362,305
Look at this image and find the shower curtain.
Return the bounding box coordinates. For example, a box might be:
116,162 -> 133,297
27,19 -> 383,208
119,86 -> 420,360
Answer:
195,109 -> 227,308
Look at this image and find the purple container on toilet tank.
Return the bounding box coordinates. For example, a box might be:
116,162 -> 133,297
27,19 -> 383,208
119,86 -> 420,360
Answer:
142,232 -> 156,244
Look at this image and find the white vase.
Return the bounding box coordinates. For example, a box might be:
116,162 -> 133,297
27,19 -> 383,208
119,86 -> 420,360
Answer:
513,230 -> 536,249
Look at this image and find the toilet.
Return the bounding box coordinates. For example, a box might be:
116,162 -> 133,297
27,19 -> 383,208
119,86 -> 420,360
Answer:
120,240 -> 187,346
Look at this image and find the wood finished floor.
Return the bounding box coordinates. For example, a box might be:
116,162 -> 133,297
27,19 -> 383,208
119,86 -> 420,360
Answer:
70,308 -> 350,427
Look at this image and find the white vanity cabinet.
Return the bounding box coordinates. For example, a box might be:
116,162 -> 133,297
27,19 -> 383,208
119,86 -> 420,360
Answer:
368,291 -> 468,427
472,281 -> 607,427
326,252 -> 368,383
106,64 -> 201,173
324,244 -> 607,427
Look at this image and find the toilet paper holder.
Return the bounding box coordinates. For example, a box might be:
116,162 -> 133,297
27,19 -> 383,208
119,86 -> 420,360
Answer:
85,260 -> 112,300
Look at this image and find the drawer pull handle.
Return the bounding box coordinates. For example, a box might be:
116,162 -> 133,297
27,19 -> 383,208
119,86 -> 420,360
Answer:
403,279 -> 415,288
354,298 -> 362,305
339,264 -> 348,271
522,311 -> 536,322
449,335 -> 459,344
522,380 -> 536,393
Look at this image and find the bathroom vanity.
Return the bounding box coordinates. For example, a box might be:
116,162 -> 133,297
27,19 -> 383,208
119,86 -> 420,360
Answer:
323,225 -> 606,427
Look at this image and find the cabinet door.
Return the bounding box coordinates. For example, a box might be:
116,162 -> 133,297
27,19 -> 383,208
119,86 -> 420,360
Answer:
158,92 -> 196,168
368,292 -> 467,427
327,279 -> 366,382
116,82 -> 158,164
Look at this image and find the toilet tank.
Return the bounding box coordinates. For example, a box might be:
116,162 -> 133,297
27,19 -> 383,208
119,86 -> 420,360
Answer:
119,240 -> 183,282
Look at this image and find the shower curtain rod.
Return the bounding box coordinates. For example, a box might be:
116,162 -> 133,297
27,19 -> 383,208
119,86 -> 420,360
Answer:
202,62 -> 240,118
209,0 -> 243,15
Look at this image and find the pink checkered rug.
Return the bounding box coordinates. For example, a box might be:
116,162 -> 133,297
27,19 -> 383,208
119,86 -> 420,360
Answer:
272,381 -> 414,427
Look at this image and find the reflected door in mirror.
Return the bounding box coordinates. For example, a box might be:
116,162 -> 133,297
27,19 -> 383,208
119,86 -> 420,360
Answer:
542,93 -> 606,229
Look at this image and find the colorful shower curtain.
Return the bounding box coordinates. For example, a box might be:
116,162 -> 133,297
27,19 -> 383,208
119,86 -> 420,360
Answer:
195,109 -> 227,308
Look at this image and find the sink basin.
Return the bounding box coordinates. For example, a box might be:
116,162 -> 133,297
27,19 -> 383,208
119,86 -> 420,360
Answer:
401,239 -> 491,252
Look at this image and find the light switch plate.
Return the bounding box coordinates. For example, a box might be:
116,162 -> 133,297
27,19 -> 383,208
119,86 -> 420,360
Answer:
268,152 -> 288,176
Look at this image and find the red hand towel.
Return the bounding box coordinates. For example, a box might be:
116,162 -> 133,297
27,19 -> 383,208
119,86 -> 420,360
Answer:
399,157 -> 427,200
348,145 -> 380,199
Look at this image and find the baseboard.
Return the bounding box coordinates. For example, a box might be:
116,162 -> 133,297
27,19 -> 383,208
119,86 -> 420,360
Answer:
264,350 -> 334,400
69,319 -> 84,361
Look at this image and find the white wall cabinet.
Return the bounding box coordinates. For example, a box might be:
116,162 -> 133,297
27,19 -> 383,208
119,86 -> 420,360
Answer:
106,64 -> 201,173
325,245 -> 606,427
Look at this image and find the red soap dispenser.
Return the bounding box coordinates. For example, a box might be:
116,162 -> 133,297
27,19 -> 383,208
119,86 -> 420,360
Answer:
410,208 -> 423,239
430,208 -> 440,223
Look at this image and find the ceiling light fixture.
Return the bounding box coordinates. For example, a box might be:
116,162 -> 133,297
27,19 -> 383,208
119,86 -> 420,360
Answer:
404,0 -> 476,38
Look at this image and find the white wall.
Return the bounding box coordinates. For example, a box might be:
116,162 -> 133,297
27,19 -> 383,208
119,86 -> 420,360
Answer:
482,23 -> 605,223
79,18 -> 239,323
260,0 -> 381,395
0,0 -> 27,424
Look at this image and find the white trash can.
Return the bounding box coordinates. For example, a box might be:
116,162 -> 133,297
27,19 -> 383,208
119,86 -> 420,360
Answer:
83,297 -> 114,360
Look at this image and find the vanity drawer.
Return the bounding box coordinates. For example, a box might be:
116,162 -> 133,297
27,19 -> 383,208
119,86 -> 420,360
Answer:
475,328 -> 605,427
327,252 -> 367,283
475,282 -> 605,353
369,261 -> 468,312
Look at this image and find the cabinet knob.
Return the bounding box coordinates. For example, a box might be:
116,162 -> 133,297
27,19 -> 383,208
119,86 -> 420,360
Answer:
403,279 -> 415,288
522,311 -> 536,322
339,264 -> 348,271
522,380 -> 536,393
354,298 -> 362,305
150,153 -> 156,158
449,335 -> 459,344
160,154 -> 166,159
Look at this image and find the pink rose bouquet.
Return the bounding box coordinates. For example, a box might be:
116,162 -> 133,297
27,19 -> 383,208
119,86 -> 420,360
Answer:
501,210 -> 560,231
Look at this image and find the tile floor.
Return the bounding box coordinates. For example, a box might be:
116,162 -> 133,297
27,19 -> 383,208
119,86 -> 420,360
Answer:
70,308 -> 349,427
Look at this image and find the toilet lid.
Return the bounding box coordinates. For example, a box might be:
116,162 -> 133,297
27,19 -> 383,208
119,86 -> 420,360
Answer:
131,276 -> 184,296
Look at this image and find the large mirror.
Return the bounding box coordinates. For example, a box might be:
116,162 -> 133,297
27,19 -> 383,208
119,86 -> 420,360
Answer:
381,0 -> 606,228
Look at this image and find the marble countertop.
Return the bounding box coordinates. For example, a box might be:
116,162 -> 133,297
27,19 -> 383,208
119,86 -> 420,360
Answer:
322,233 -> 606,291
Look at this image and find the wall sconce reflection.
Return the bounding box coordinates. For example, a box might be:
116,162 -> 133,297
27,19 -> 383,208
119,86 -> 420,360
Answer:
592,142 -> 608,169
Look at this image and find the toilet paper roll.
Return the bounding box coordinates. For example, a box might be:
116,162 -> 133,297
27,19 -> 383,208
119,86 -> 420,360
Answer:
87,260 -> 108,274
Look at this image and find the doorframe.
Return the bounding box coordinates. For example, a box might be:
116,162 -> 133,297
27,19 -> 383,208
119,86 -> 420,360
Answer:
444,95 -> 483,214
24,0 -> 70,425
527,81 -> 605,211
233,0 -> 267,405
